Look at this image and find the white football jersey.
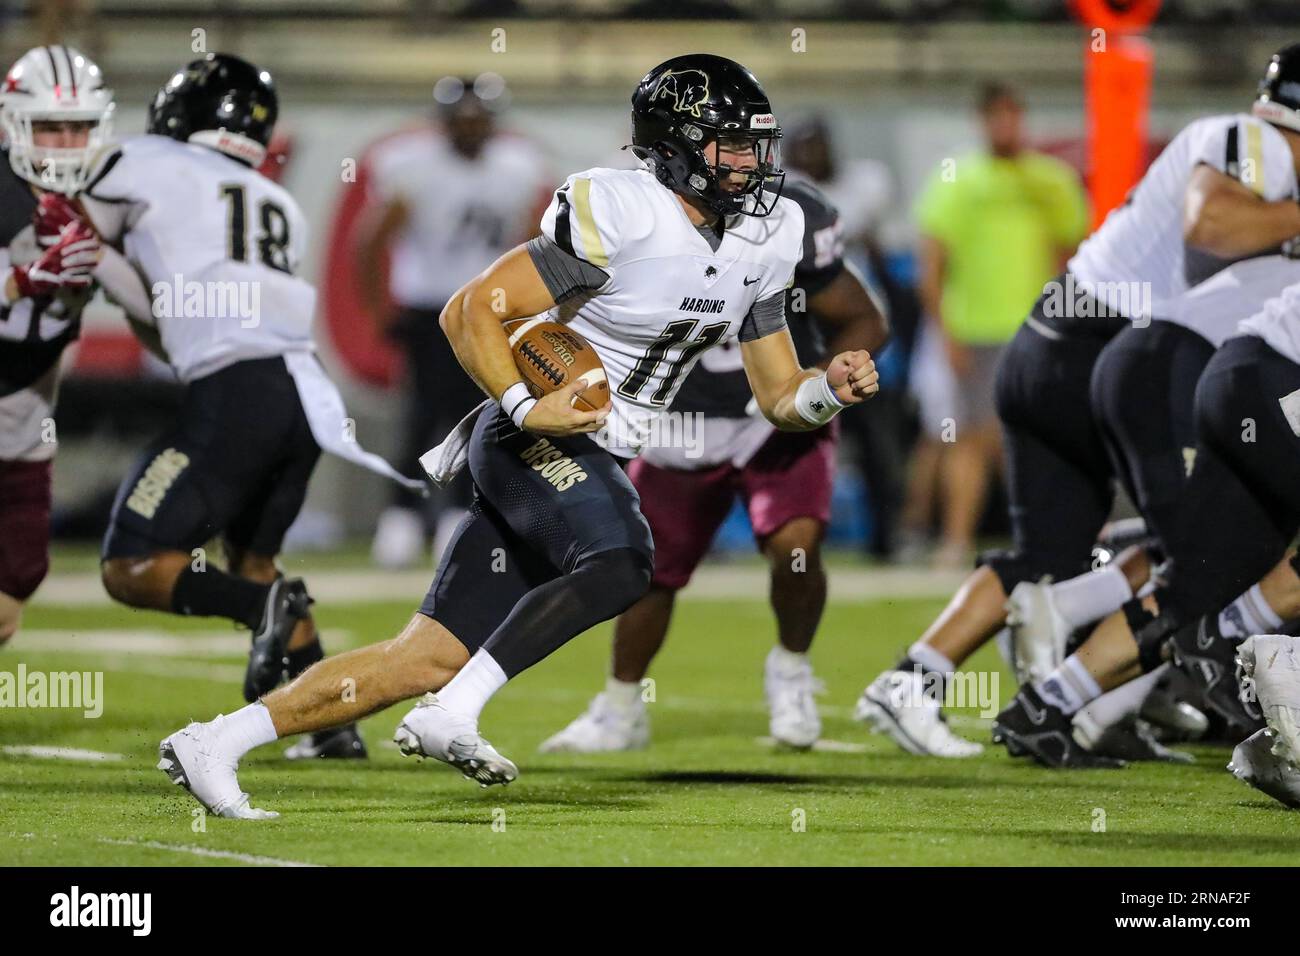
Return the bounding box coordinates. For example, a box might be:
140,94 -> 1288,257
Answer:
79,135 -> 316,383
369,129 -> 550,307
1166,255 -> 1300,347
1240,281 -> 1300,367
537,166 -> 803,458
1070,113 -> 1298,321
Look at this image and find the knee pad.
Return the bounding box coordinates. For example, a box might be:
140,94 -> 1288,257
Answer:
580,547 -> 653,613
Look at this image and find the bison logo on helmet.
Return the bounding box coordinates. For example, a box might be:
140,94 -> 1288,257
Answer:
650,69 -> 711,119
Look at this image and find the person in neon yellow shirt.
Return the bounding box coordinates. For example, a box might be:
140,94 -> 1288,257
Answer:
912,83 -> 1089,567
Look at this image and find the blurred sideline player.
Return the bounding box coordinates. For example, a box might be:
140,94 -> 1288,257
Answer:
79,54 -> 421,759
360,74 -> 552,568
911,84 -> 1089,569
857,46 -> 1300,762
541,173 -> 888,752
992,46 -> 1300,767
156,54 -> 879,818
0,45 -> 113,644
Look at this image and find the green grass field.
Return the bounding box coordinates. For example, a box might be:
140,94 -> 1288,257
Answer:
3,549 -> 1298,867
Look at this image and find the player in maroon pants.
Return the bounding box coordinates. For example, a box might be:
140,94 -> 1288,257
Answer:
0,46 -> 114,643
541,175 -> 887,751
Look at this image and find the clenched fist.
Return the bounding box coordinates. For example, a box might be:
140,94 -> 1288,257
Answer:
826,349 -> 879,404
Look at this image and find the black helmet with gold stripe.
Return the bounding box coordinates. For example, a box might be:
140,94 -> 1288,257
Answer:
630,53 -> 785,219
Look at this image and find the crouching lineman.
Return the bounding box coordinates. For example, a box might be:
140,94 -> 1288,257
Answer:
856,43 -> 1300,762
0,46 -> 115,643
993,279 -> 1300,768
541,174 -> 888,752
156,53 -> 878,818
76,54 -> 424,759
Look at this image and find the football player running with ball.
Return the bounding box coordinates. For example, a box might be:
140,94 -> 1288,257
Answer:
158,53 -> 878,818
540,175 -> 887,753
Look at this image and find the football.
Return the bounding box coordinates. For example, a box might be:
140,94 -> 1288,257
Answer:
506,318 -> 609,412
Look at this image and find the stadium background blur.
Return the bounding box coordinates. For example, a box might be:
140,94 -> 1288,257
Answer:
2,0 -> 1293,565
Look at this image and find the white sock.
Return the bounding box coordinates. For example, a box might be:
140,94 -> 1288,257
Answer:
437,649 -> 508,722
1073,665 -> 1166,744
605,675 -> 643,709
1219,583 -> 1283,640
768,645 -> 809,674
1049,564 -> 1133,629
1035,654 -> 1103,716
214,702 -> 279,760
906,641 -> 955,675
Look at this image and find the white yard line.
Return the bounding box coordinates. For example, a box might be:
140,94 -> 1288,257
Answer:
3,745 -> 125,762
88,656 -> 246,683
32,565 -> 966,608
97,838 -> 320,867
514,686 -> 997,728
16,628 -> 350,657
755,736 -> 870,753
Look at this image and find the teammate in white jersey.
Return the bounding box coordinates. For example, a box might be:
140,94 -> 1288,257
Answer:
157,53 -> 879,819
79,54 -> 414,761
992,45 -> 1300,767
861,44 -> 1300,765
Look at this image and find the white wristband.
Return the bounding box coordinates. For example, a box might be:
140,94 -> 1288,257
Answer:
501,382 -> 538,429
794,372 -> 846,426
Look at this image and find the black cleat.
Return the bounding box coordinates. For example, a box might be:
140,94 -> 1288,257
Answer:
1169,615 -> 1264,742
993,685 -> 1126,769
1139,670 -> 1210,742
283,724 -> 368,760
243,577 -> 313,702
1087,719 -> 1194,764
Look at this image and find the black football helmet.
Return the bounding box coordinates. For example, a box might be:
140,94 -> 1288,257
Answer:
1253,43 -> 1300,133
147,53 -> 277,166
630,53 -> 784,218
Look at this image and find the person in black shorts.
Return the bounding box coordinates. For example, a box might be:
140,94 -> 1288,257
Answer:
85,56 -> 418,760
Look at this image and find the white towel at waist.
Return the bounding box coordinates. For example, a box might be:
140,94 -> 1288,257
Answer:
282,349 -> 427,495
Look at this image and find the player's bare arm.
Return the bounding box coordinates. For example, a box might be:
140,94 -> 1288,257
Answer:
440,244 -> 610,436
919,233 -> 969,375
740,323 -> 877,431
1183,163 -> 1300,256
